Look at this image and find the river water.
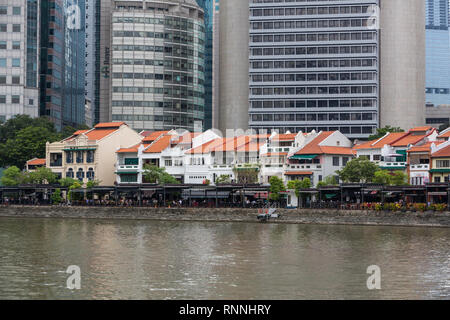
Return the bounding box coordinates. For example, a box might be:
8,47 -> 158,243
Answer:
0,217 -> 449,299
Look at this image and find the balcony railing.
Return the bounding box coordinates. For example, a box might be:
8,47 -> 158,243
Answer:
410,164 -> 430,171
379,162 -> 407,168
117,164 -> 139,171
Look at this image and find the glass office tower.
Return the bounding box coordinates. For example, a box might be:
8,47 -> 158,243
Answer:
425,0 -> 450,107
110,0 -> 205,132
248,0 -> 379,139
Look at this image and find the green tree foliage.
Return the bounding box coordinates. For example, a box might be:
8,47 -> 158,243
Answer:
234,168 -> 258,184
0,115 -> 90,169
142,164 -> 179,185
25,167 -> 58,184
67,181 -> 83,201
215,174 -> 231,184
317,175 -> 338,188
368,126 -> 404,141
58,177 -> 78,188
391,171 -> 408,186
51,188 -> 62,204
0,166 -> 24,186
373,170 -> 392,185
337,157 -> 379,183
269,176 -> 286,201
86,179 -> 101,189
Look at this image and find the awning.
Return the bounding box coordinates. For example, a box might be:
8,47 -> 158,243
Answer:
430,169 -> 450,173
428,192 -> 447,196
290,154 -> 318,160
115,171 -> 138,174
285,171 -> 313,176
325,193 -> 337,199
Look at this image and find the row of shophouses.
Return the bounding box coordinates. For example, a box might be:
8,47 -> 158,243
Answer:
25,122 -> 450,187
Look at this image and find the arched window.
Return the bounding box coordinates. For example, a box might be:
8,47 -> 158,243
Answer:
66,168 -> 74,178
76,168 -> 84,181
87,168 -> 95,181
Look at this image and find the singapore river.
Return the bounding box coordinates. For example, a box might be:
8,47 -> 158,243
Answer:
0,217 -> 449,299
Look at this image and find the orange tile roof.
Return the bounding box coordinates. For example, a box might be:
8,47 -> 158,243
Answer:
94,122 -> 126,128
142,131 -> 170,143
438,130 -> 450,138
409,126 -> 432,132
236,141 -> 265,153
294,131 -> 335,155
84,129 -> 118,141
63,129 -> 90,141
26,158 -> 46,166
391,134 -> 428,147
143,135 -> 172,153
407,142 -> 438,153
185,138 -> 224,154
320,146 -> 355,155
353,132 -> 407,150
175,132 -> 201,144
210,137 -> 243,152
285,171 -> 313,176
117,143 -> 140,153
272,133 -> 297,141
432,144 -> 450,157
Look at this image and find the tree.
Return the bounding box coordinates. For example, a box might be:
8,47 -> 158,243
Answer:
58,124 -> 90,141
287,179 -> 303,198
368,126 -> 404,141
58,177 -> 78,188
215,174 -> 231,184
233,167 -> 258,184
269,176 -> 285,201
317,175 -> 338,188
86,179 -> 101,189
0,126 -> 60,169
0,166 -> 24,186
373,170 -> 392,185
25,167 -> 58,185
337,158 -> 379,183
67,181 -> 83,201
142,164 -> 179,185
391,171 -> 408,186
51,188 -> 62,204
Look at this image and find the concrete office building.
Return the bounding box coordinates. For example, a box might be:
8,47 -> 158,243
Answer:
425,0 -> 450,107
379,0 -> 425,130
110,0 -> 205,132
0,0 -> 39,123
219,0 -> 249,134
249,0 -> 379,139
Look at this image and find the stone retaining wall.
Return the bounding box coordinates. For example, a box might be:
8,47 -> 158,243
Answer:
1,206 -> 450,228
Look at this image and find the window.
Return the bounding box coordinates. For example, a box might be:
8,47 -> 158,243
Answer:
12,7 -> 21,15
0,6 -> 7,15
86,150 -> 95,163
66,151 -> 73,164
12,24 -> 20,32
12,59 -> 20,67
0,95 -> 5,103
436,160 -> 450,168
342,157 -> 349,166
373,155 -> 381,161
11,76 -> 20,84
333,157 -> 340,166
0,24 -> 6,32
165,160 -> 172,166
434,176 -> 441,183
76,151 -> 84,163
0,41 -> 6,49
86,168 -> 95,181
76,168 -> 85,181
0,58 -> 6,67
12,41 -> 20,50
66,168 -> 74,178
11,95 -> 20,104
0,76 -> 5,84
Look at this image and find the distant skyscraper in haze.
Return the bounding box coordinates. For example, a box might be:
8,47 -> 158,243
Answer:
425,0 -> 450,107
0,0 -> 40,123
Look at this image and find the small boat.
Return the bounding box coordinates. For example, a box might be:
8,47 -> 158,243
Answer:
257,208 -> 280,222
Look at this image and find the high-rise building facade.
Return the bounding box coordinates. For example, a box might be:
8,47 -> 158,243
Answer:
195,0 -> 219,130
249,0 -> 379,139
0,0 -> 40,123
219,0 -> 249,133
425,0 -> 450,107
40,0 -> 86,130
110,0 -> 206,132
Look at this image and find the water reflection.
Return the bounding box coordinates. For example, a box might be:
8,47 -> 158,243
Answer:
0,217 -> 449,299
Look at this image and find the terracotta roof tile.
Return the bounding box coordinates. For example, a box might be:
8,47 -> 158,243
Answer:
94,122 -> 126,128
84,129 -> 118,141
144,135 -> 172,153
294,131 -> 335,155
432,144 -> 450,157
26,158 -> 46,166
272,133 -> 297,141
353,132 -> 407,150
142,131 -> 170,143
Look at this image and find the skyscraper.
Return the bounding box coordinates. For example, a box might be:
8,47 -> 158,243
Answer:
425,0 -> 450,107
248,0 -> 379,138
40,0 -> 86,130
218,0 -> 249,134
0,0 -> 40,123
195,0 -> 219,130
110,0 -> 206,132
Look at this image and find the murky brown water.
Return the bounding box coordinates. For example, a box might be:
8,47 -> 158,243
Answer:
0,217 -> 449,299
